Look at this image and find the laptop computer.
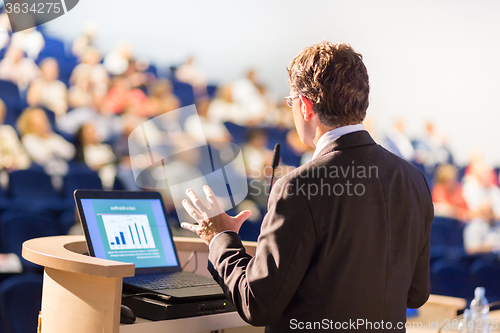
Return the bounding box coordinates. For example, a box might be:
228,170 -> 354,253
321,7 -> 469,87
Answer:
74,189 -> 225,301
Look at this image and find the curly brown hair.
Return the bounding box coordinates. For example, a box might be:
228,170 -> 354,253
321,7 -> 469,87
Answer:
287,41 -> 370,127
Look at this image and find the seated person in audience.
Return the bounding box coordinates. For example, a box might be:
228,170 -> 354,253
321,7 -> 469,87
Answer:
242,129 -> 273,179
0,99 -> 30,171
104,76 -> 151,116
113,113 -> 143,191
463,158 -> 500,220
432,164 -> 470,221
0,46 -> 40,91
74,122 -> 116,188
10,26 -> 44,59
231,69 -> 268,125
70,46 -> 109,96
384,119 -> 414,161
68,73 -> 93,109
104,42 -> 133,76
17,108 -> 75,175
413,121 -> 453,168
148,79 -> 180,116
185,97 -> 231,143
464,201 -> 500,254
57,91 -> 121,142
72,21 -> 98,58
207,84 -> 243,125
0,13 -> 11,51
175,56 -> 207,95
27,57 -> 68,117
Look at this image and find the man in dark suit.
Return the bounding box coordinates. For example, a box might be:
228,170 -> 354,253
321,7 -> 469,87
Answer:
181,41 -> 433,332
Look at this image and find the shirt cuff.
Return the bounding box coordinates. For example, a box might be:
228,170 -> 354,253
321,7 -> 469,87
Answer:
209,231 -> 232,250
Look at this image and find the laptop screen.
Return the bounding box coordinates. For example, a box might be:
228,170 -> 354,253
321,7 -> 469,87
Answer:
80,198 -> 179,269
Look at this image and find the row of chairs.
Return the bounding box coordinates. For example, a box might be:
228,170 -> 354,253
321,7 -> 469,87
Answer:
0,167 -> 103,211
431,256 -> 500,304
429,216 -> 500,303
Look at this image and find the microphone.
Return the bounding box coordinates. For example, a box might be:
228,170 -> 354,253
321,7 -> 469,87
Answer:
269,143 -> 281,196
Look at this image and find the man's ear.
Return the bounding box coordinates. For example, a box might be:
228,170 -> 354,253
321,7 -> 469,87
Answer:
300,95 -> 315,121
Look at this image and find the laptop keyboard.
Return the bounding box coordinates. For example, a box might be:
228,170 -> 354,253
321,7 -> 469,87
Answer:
127,272 -> 218,290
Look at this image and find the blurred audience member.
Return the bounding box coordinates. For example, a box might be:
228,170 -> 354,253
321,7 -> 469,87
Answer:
231,69 -> 267,125
57,92 -> 120,141
242,129 -> 272,179
464,201 -> 500,254
125,58 -> 154,91
149,79 -> 180,116
175,56 -> 207,95
413,121 -> 453,167
74,122 -> 116,188
68,72 -> 93,109
463,157 -> 500,219
0,99 -> 30,171
17,108 -> 75,175
113,113 -> 143,190
384,119 -> 414,161
0,13 -> 11,50
185,97 -> 230,143
432,164 -> 469,221
0,46 -> 40,91
104,42 -> 133,76
104,76 -> 150,116
72,21 -> 98,57
207,84 -> 243,124
27,57 -> 68,116
10,27 -> 44,59
70,47 -> 109,96
74,123 -> 116,169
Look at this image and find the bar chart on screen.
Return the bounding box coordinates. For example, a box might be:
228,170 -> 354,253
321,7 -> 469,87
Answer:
100,214 -> 156,250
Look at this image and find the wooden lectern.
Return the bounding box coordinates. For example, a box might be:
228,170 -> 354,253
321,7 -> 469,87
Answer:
22,235 -> 259,333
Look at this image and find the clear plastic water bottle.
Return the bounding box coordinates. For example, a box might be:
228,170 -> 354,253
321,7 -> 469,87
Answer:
458,309 -> 472,333
470,287 -> 489,333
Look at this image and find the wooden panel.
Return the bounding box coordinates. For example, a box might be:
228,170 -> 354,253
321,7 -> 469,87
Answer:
23,236 -> 135,278
41,267 -> 122,333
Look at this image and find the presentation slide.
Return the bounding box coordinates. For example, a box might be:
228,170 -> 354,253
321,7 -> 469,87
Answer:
81,198 -> 178,268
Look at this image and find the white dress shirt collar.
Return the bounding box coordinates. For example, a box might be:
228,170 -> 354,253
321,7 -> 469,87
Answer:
311,124 -> 365,160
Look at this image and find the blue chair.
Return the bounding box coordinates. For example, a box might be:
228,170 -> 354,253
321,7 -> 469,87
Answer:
224,122 -> 248,146
7,169 -> 63,211
431,258 -> 474,301
0,273 -> 43,333
0,80 -> 24,127
0,184 -> 9,213
63,170 -> 102,198
206,84 -> 218,98
59,208 -> 78,235
37,35 -> 66,62
8,169 -> 59,199
470,257 -> 500,303
0,211 -> 59,269
171,80 -> 195,107
430,216 -> 465,260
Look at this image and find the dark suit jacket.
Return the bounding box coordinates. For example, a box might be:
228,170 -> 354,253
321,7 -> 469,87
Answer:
208,130 -> 433,332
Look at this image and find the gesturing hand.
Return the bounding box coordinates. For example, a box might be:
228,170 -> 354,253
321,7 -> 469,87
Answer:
180,185 -> 252,245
